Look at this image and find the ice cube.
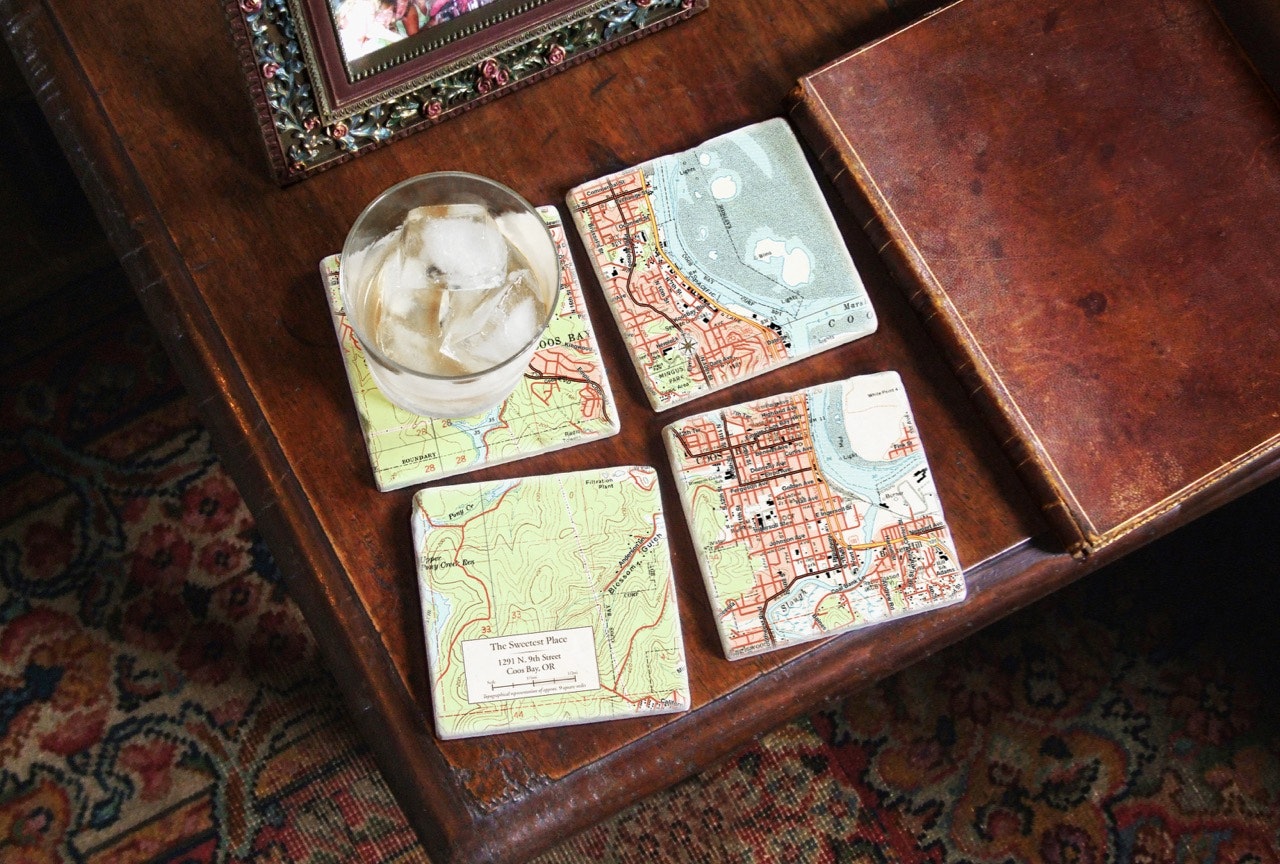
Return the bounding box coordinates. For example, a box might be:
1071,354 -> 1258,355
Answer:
493,295 -> 540,355
403,204 -> 510,293
439,269 -> 544,370
376,313 -> 434,368
440,280 -> 510,343
375,247 -> 432,319
496,211 -> 558,292
438,281 -> 512,366
371,243 -> 451,371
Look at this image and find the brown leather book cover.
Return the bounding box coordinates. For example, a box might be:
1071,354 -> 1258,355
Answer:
792,0 -> 1280,556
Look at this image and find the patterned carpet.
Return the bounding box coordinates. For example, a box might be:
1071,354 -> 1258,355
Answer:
3,100 -> 1280,864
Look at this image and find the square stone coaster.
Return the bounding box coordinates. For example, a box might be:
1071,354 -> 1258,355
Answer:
412,465 -> 690,739
567,117 -> 877,411
663,371 -> 965,660
322,206 -> 619,492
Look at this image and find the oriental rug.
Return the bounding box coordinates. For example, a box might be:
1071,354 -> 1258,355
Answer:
3,239 -> 1279,863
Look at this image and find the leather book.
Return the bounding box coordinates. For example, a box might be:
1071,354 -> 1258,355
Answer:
792,0 -> 1280,556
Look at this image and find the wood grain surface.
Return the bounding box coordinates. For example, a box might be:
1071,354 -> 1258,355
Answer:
3,0 -> 1276,860
794,0 -> 1280,557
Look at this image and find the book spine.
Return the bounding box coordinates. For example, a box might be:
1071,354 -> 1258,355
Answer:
789,82 -> 1099,557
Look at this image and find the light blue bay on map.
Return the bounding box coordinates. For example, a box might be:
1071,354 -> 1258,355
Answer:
568,117 -> 879,411
648,118 -> 877,351
807,382 -> 925,546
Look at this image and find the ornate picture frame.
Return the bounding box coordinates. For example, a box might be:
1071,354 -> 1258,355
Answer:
224,0 -> 706,183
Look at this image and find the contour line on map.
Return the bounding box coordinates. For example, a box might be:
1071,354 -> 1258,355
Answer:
412,465 -> 690,738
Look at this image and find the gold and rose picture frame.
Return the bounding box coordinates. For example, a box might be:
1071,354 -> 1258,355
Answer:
225,0 -> 706,182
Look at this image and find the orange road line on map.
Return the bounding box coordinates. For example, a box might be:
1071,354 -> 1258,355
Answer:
594,184 -> 701,393
626,466 -> 658,491
578,175 -> 709,402
599,684 -> 683,708
832,526 -> 949,555
752,407 -> 859,647
523,368 -> 610,422
632,184 -> 786,359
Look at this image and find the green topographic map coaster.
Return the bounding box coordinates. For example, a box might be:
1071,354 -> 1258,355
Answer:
664,371 -> 966,660
567,117 -> 877,411
412,465 -> 690,739
322,206 -> 619,492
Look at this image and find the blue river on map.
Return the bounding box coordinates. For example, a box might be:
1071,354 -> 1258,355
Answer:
425,589 -> 453,647
806,383 -> 923,544
437,409 -> 501,458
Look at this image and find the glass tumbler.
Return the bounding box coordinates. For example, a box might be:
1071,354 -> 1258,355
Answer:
339,172 -> 559,418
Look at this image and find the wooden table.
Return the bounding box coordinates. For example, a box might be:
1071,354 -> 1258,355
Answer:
4,0 -> 1278,860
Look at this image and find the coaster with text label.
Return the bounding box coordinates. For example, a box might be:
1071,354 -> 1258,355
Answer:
412,465 -> 689,739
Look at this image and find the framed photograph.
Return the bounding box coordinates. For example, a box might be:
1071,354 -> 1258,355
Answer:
224,0 -> 707,183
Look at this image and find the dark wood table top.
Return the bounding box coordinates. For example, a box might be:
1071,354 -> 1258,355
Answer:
5,0 -> 1278,860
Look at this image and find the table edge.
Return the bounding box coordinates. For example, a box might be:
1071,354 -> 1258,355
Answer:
8,2 -> 1280,859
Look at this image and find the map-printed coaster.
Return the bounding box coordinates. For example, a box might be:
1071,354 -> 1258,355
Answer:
412,465 -> 690,739
567,117 -> 877,411
663,371 -> 965,660
322,206 -> 619,492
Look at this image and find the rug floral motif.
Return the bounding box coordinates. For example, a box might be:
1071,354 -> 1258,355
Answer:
3,268 -> 1278,864
0,272 -> 423,863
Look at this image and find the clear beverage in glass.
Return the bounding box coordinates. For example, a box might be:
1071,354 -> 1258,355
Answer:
339,172 -> 559,418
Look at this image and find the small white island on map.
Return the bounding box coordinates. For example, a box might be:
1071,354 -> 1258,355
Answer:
663,371 -> 966,660
567,118 -> 877,410
412,466 -> 689,739
751,237 -> 811,287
